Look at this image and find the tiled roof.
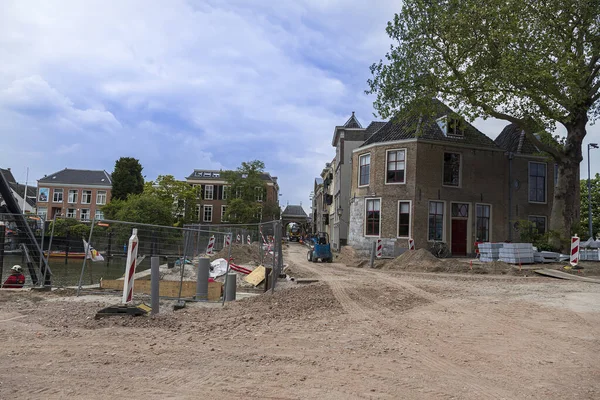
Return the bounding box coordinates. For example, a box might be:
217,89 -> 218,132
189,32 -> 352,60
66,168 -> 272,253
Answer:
38,169 -> 112,186
282,205 -> 308,218
187,169 -> 277,183
9,182 -> 37,207
360,99 -> 498,149
364,121 -> 386,136
343,112 -> 363,129
0,168 -> 16,184
494,123 -> 539,154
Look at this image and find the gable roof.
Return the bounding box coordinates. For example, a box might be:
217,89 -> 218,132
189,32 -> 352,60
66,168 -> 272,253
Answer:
38,169 -> 112,186
343,112 -> 362,129
282,205 -> 308,218
364,121 -> 386,136
0,168 -> 16,184
360,99 -> 498,149
494,123 -> 540,155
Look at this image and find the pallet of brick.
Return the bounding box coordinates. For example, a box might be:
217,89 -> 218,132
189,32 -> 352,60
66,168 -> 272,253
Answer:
499,243 -> 534,264
478,243 -> 503,262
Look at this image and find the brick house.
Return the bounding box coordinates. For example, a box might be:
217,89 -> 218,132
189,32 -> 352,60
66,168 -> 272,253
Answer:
186,169 -> 279,224
37,169 -> 112,221
330,113 -> 386,250
348,100 -> 556,257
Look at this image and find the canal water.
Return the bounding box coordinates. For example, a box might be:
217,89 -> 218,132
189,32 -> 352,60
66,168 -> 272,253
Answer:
1,254 -> 152,287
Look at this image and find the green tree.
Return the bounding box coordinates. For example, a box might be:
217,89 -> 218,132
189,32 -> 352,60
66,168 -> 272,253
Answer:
579,173 -> 600,238
48,218 -> 90,238
222,160 -> 269,224
367,0 -> 600,249
111,157 -> 144,200
103,193 -> 173,226
143,175 -> 201,225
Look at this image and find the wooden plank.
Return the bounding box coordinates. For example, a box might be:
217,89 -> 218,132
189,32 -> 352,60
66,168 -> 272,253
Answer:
100,279 -> 223,300
534,269 -> 600,284
244,266 -> 266,286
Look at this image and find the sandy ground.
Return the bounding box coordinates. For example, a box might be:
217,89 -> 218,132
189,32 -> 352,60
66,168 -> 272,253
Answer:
1,243 -> 600,399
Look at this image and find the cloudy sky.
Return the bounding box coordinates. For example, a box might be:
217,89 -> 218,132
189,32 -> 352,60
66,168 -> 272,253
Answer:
1,0 -> 599,213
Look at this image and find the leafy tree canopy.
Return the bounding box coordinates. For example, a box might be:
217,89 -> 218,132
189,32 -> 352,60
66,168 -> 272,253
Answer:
102,193 -> 173,226
144,175 -> 201,225
48,218 -> 90,238
222,160 -> 272,224
579,173 -> 600,238
368,0 -> 600,247
111,157 -> 144,201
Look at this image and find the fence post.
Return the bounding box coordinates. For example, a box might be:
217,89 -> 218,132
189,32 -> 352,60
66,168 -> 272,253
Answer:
151,256 -> 160,315
76,217 -> 96,296
0,221 -> 4,283
195,257 -> 210,300
222,231 -> 234,306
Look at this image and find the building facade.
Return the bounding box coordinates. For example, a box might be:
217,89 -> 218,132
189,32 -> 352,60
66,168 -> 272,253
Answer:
186,169 -> 279,224
36,169 -> 112,221
348,100 -> 557,257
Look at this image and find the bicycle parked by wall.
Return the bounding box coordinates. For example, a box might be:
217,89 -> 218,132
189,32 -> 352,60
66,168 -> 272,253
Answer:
428,241 -> 450,258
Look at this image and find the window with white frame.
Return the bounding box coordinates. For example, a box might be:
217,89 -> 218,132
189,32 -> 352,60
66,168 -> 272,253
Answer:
255,208 -> 262,221
95,210 -> 104,220
223,186 -> 229,200
365,198 -> 380,236
528,215 -> 547,235
386,150 -> 406,184
82,190 -> 92,204
529,162 -> 547,203
443,153 -> 461,186
255,187 -> 264,202
203,205 -> 213,222
37,207 -> 47,219
96,190 -> 107,205
397,201 -> 411,237
428,201 -> 444,241
68,189 -> 78,203
53,189 -> 63,203
221,205 -> 227,222
476,204 -> 491,242
80,209 -> 90,221
66,208 -> 77,218
195,205 -> 201,221
359,154 -> 370,186
204,185 -> 214,200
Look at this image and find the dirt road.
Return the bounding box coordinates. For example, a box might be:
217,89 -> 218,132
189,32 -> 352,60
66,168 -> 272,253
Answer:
1,243 -> 600,399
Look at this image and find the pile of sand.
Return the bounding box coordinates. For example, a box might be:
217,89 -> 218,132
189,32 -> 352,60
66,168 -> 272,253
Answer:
334,246 -> 364,267
210,243 -> 261,265
382,249 -> 442,271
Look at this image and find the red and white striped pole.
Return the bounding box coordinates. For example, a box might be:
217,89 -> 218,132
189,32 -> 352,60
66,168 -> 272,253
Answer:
224,233 -> 232,248
206,235 -> 215,255
122,228 -> 139,304
570,235 -> 580,267
408,238 -> 415,250
247,235 -> 251,246
376,239 -> 383,258
236,234 -> 241,243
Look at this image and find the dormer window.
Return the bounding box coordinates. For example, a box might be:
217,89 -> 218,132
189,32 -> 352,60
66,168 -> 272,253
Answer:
437,115 -> 464,137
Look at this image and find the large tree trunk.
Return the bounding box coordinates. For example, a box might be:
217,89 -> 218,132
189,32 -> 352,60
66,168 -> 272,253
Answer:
549,113 -> 587,252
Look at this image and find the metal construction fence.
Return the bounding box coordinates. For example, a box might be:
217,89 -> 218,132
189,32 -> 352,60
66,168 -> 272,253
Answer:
1,213 -> 285,298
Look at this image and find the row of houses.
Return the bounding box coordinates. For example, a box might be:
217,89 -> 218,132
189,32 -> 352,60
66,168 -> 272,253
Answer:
0,167 -> 279,224
311,99 -> 566,257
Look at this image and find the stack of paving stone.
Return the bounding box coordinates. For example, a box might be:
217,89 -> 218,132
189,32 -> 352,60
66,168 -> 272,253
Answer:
478,243 -> 503,262
499,243 -> 534,264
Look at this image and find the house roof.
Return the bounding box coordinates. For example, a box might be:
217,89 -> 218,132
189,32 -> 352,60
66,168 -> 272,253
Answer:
343,112 -> 363,129
9,182 -> 37,207
360,99 -> 498,149
187,169 -> 278,183
494,123 -> 540,155
38,169 -> 112,186
0,168 -> 16,184
281,205 -> 308,218
364,121 -> 386,136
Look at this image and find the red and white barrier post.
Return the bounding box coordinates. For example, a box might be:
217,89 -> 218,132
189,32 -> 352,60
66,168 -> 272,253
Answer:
224,233 -> 232,248
206,235 -> 215,255
376,239 -> 383,258
247,235 -> 251,246
122,228 -> 139,304
570,235 -> 580,267
408,238 -> 415,250
236,234 -> 241,243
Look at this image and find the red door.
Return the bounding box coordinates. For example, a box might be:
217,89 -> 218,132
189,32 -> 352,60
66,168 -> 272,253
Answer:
451,220 -> 468,256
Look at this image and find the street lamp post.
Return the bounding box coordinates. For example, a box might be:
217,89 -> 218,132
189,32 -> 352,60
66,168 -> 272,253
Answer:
588,143 -> 599,238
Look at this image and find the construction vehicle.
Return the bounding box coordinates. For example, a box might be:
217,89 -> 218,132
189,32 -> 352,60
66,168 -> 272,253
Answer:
307,232 -> 333,263
289,224 -> 301,242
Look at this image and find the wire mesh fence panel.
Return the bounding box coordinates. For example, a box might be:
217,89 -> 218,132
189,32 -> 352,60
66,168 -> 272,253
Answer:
44,217 -> 227,288
0,213 -> 49,287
